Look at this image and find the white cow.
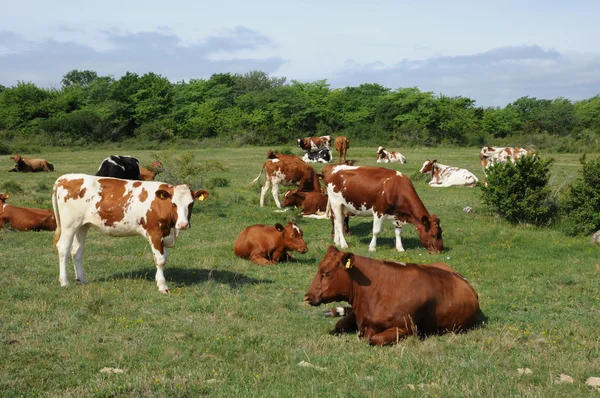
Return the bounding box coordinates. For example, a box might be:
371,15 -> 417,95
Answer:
376,146 -> 407,164
419,159 -> 479,187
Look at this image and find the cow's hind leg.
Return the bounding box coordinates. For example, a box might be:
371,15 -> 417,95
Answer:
56,228 -> 78,287
368,214 -> 384,252
259,179 -> 271,207
271,182 -> 281,208
70,225 -> 90,283
393,220 -> 405,252
332,204 -> 348,249
368,327 -> 413,346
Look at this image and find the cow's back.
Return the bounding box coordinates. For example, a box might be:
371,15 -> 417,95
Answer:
234,224 -> 278,258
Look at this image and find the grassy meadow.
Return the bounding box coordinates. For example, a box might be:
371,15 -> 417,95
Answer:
1,146 -> 599,397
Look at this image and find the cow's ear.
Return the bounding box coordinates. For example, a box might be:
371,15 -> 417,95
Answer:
194,189 -> 209,201
341,252 -> 355,269
317,173 -> 324,180
155,190 -> 172,200
3,193 -> 10,200
275,223 -> 284,232
421,216 -> 431,232
432,159 -> 437,164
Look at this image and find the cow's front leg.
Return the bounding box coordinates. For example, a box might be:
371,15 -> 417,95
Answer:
249,253 -> 277,266
369,214 -> 384,251
368,327 -> 413,346
334,312 -> 358,333
70,225 -> 90,283
393,220 -> 405,252
148,233 -> 170,293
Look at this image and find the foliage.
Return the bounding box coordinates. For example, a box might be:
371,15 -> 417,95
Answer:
1,181 -> 24,194
560,155 -> 600,235
481,155 -> 556,225
155,151 -> 228,188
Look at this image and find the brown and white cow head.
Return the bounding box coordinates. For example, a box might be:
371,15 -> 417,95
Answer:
416,215 -> 444,253
0,193 -> 10,210
376,146 -> 386,160
282,190 -> 305,208
419,159 -> 437,175
277,221 -> 309,254
305,245 -> 354,306
154,185 -> 209,230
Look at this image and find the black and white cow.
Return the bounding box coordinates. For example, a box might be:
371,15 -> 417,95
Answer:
95,156 -> 142,180
302,148 -> 331,163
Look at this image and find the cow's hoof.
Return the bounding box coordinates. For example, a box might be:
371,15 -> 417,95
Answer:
160,289 -> 171,294
368,247 -> 376,252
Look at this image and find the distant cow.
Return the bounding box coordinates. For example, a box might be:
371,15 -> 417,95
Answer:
479,146 -> 534,170
96,155 -> 142,180
376,147 -> 406,164
250,150 -> 321,208
324,165 -> 443,253
233,222 -> 308,265
297,135 -> 331,152
0,193 -> 56,231
283,189 -> 350,235
9,154 -> 54,172
305,246 -> 481,345
140,161 -> 165,181
302,148 -> 331,163
419,159 -> 479,187
52,174 -> 209,293
334,136 -> 350,163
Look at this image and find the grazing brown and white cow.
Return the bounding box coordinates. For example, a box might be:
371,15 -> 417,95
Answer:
419,159 -> 479,187
305,246 -> 481,345
250,150 -> 321,208
0,193 -> 56,231
233,222 -> 308,265
9,154 -> 54,172
334,136 -> 350,163
297,135 -> 331,152
376,147 -> 406,164
140,161 -> 165,181
52,174 -> 209,293
479,146 -> 534,170
324,165 -> 443,253
282,189 -> 351,235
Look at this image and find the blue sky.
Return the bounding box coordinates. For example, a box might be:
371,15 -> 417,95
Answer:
2,0 -> 599,106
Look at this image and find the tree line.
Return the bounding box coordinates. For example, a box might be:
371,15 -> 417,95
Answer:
0,69 -> 599,151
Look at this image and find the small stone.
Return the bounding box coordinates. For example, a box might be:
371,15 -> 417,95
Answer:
586,377 -> 600,389
298,361 -> 326,371
407,384 -> 415,391
100,367 -> 124,374
591,231 -> 600,246
555,374 -> 574,384
517,368 -> 533,375
463,206 -> 474,213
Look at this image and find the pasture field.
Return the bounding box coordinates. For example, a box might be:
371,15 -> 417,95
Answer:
1,147 -> 599,397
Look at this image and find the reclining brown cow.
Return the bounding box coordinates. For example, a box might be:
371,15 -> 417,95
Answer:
234,222 -> 308,265
0,193 -> 57,231
282,189 -> 350,236
140,161 -> 165,181
305,246 -> 481,345
9,154 -> 54,172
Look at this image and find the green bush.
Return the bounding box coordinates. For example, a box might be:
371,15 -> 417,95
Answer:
560,155 -> 600,235
205,177 -> 230,189
480,155 -> 556,225
155,151 -> 228,189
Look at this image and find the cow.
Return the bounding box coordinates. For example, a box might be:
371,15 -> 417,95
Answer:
95,155 -> 142,180
324,165 -> 443,253
250,150 -> 321,208
297,135 -> 331,152
51,174 -> 209,293
376,147 -> 406,164
479,146 -> 534,171
301,148 -> 331,163
304,246 -> 481,345
9,154 -> 54,172
140,161 -> 165,181
0,193 -> 56,231
334,136 -> 350,163
419,159 -> 479,187
282,189 -> 351,235
233,222 -> 308,265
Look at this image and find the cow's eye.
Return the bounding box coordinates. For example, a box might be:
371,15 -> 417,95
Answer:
322,271 -> 331,277
290,234 -> 296,238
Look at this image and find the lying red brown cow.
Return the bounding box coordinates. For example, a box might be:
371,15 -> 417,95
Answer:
0,193 -> 57,231
305,246 -> 481,345
140,161 -> 165,181
9,154 -> 54,172
234,222 -> 308,265
282,189 -> 350,235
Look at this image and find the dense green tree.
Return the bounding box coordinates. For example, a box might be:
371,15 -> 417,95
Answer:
61,69 -> 99,88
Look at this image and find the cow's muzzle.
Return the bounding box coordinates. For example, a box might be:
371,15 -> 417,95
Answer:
304,294 -> 320,306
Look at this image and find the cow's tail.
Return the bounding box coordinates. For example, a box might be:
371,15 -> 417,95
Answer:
52,182 -> 61,251
249,162 -> 266,186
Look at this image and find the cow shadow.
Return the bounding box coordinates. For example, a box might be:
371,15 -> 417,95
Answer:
99,267 -> 272,289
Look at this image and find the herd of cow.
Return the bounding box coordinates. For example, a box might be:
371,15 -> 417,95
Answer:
0,142 -> 534,345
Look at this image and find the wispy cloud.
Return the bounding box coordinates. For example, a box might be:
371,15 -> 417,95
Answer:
0,27 -> 285,87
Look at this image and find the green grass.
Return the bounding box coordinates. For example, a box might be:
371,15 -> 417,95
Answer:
1,147 -> 599,397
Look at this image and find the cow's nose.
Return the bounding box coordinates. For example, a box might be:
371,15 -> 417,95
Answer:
176,221 -> 189,229
304,295 -> 311,304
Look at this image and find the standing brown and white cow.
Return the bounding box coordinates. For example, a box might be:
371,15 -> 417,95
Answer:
250,150 -> 321,207
9,154 -> 54,172
52,174 -> 209,293
324,165 -> 443,253
479,146 -> 534,171
419,159 -> 479,187
0,193 -> 56,231
376,147 -> 406,164
334,136 -> 350,163
304,246 -> 481,345
233,222 -> 308,265
297,135 -> 331,152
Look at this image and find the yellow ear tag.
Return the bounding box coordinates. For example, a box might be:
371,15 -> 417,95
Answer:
197,194 -> 205,201
345,259 -> 352,268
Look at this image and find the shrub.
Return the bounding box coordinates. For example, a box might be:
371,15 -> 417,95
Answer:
205,177 -> 230,189
0,142 -> 10,155
560,155 -> 600,235
480,155 -> 555,226
155,151 -> 228,189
